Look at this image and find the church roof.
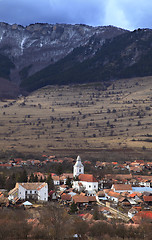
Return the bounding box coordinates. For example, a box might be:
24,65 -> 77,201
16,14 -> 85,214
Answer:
78,174 -> 98,183
74,155 -> 84,168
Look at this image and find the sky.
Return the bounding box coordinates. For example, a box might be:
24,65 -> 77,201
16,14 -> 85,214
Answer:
0,0 -> 152,30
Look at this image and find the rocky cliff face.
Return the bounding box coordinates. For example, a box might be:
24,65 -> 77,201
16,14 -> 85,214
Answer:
0,22 -> 127,83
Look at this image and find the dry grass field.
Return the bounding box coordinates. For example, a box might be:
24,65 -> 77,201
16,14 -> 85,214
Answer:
0,76 -> 152,157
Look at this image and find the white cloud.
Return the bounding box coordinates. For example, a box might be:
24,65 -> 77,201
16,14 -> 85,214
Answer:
103,0 -> 132,29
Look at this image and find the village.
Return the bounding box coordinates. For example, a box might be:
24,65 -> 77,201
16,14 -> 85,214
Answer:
0,153 -> 152,229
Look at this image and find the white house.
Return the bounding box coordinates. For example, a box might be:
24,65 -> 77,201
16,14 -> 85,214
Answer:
128,208 -> 138,219
52,175 -> 60,185
73,156 -> 98,193
8,182 -> 48,201
111,184 -> 133,194
104,190 -> 120,203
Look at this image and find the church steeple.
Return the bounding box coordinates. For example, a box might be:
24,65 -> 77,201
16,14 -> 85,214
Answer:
73,156 -> 84,177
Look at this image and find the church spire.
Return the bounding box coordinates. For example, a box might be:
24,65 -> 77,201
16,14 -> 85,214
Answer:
73,155 -> 84,177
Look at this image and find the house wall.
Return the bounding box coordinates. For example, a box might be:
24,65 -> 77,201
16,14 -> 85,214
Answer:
53,180 -> 60,185
81,181 -> 98,191
18,184 -> 48,201
72,181 -> 81,191
73,181 -> 98,192
105,193 -> 118,203
38,185 -> 48,201
18,184 -> 26,199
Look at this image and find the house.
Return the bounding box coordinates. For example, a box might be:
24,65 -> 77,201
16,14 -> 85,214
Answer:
8,182 -> 48,201
119,197 -> 131,207
52,175 -> 60,185
61,193 -> 71,204
72,195 -> 89,208
128,207 -> 139,219
111,184 -> 133,194
132,211 -> 152,224
48,190 -> 57,200
82,213 -> 94,222
143,195 -> 152,205
73,156 -> 98,193
104,190 -> 121,203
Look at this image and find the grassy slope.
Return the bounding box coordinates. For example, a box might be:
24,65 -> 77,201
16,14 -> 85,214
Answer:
0,76 -> 152,157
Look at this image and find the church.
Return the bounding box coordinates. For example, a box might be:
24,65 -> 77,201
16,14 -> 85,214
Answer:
72,156 -> 98,195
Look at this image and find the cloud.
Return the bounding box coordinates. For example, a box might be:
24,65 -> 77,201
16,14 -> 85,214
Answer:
104,0 -> 152,30
48,0 -> 106,26
0,0 -> 152,30
0,0 -> 106,26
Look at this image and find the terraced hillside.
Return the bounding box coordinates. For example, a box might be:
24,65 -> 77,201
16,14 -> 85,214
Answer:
0,77 -> 152,155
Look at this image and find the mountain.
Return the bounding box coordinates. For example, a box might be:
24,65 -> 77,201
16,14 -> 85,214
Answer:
21,28 -> 152,92
0,22 -> 126,81
0,22 -> 152,94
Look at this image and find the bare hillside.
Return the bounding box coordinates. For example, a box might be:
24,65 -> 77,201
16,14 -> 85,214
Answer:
0,76 -> 152,154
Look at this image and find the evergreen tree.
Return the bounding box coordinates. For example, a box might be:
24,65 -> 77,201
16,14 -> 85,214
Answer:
29,173 -> 35,182
34,175 -> 38,182
5,174 -> 16,191
70,202 -> 78,214
0,174 -> 6,188
57,164 -> 63,176
40,176 -> 44,182
46,175 -> 54,191
66,176 -> 72,188
17,169 -> 28,182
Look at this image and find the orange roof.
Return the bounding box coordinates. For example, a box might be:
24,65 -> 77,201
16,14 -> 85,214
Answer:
84,161 -> 91,164
113,184 -> 132,191
132,211 -> 152,224
143,196 -> 152,202
108,191 -> 120,198
72,195 -> 89,203
52,176 -> 60,181
112,162 -> 118,165
83,213 -> 94,221
88,196 -> 96,202
129,193 -> 137,198
61,193 -> 71,201
78,174 -> 97,182
61,173 -> 73,179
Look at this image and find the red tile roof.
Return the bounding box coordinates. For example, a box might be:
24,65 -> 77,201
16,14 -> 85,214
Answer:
107,191 -> 121,199
112,184 -> 132,191
72,195 -> 89,203
61,193 -> 71,201
132,211 -> 152,224
143,196 -> 152,202
78,174 -> 97,182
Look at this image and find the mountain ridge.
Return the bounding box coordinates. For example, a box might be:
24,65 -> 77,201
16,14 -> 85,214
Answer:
1,22 -> 152,95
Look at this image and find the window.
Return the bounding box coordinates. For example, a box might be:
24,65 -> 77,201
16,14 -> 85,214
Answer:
25,191 -> 27,194
79,169 -> 81,172
30,191 -> 32,194
94,185 -> 96,188
89,185 -> 91,188
35,191 -> 36,194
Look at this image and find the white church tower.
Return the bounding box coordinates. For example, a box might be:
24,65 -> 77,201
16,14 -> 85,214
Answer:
73,155 -> 84,177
